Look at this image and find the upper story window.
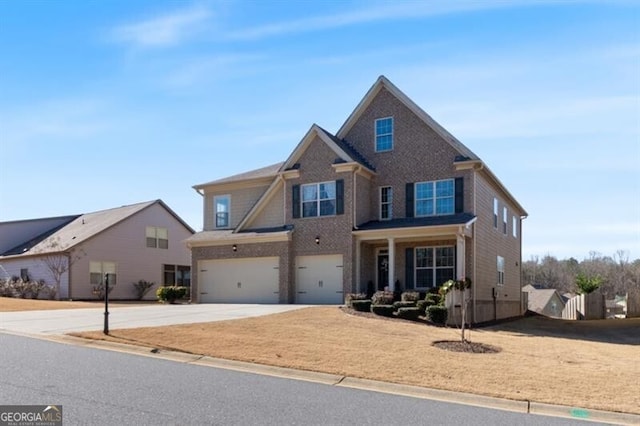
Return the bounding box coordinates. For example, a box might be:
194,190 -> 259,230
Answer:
380,186 -> 392,220
493,198 -> 499,228
512,216 -> 518,238
503,206 -> 508,235
146,226 -> 168,249
214,195 -> 230,228
497,256 -> 505,286
302,181 -> 336,217
415,179 -> 454,216
375,117 -> 393,152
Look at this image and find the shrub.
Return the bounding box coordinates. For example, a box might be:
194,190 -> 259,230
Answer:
416,300 -> 428,315
393,301 -> 416,311
401,291 -> 420,302
133,280 -> 155,300
575,273 -> 602,294
156,286 -> 188,304
427,305 -> 448,324
370,304 -> 395,317
396,307 -> 421,321
425,293 -> 442,306
371,291 -> 395,305
345,293 -> 368,306
0,279 -> 12,297
351,300 -> 372,312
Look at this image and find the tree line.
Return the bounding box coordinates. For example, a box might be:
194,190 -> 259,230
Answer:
522,250 -> 640,296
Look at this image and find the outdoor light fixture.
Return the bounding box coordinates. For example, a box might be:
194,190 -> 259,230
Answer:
232,244 -> 237,252
315,236 -> 320,245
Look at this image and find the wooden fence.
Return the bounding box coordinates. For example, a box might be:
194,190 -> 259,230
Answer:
562,293 -> 604,320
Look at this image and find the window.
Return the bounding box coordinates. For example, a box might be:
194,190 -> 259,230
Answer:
512,216 -> 518,238
493,198 -> 498,228
20,268 -> 29,281
146,226 -> 168,249
380,186 -> 392,220
302,181 -> 336,218
90,261 -> 117,287
375,117 -> 393,152
497,256 -> 505,286
415,179 -> 454,216
503,207 -> 508,235
415,246 -> 455,288
164,264 -> 191,287
214,195 -> 230,228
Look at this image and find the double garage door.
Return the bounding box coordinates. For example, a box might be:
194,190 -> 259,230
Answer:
198,254 -> 344,304
199,257 -> 280,304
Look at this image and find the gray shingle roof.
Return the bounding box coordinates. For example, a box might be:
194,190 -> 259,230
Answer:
356,213 -> 476,231
193,162 -> 284,188
315,126 -> 375,171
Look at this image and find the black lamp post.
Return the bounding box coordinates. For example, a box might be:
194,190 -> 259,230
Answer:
103,273 -> 109,335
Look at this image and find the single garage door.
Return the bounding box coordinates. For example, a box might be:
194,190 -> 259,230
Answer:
199,257 -> 279,303
295,254 -> 344,304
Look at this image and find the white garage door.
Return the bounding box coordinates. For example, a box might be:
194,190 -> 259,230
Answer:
295,254 -> 344,304
199,257 -> 279,303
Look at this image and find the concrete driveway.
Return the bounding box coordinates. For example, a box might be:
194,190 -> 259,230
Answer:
0,304 -> 309,335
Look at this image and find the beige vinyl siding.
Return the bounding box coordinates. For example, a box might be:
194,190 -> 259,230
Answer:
249,185 -> 285,229
69,202 -> 192,300
203,185 -> 270,231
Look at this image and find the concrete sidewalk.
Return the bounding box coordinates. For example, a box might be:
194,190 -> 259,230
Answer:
0,304 -> 309,335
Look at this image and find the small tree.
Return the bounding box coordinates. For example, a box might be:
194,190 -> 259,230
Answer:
575,273 -> 602,294
40,238 -> 85,299
440,277 -> 472,342
132,280 -> 155,300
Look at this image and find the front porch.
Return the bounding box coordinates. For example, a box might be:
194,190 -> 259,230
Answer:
353,214 -> 476,295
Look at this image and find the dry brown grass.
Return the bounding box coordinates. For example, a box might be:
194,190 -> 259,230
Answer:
75,307 -> 640,414
0,297 -> 153,312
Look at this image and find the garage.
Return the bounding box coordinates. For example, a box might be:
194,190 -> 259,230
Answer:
199,257 -> 280,303
295,254 -> 344,304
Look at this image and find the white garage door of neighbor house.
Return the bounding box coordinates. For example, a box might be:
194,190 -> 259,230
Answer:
199,257 -> 280,303
295,254 -> 344,304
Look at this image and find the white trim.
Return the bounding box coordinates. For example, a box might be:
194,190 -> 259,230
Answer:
414,245 -> 455,290
379,186 -> 393,221
213,194 -> 231,229
301,181 -> 336,218
414,179 -> 455,217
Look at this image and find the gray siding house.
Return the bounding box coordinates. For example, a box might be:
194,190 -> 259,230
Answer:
187,76 -> 528,324
0,200 -> 194,300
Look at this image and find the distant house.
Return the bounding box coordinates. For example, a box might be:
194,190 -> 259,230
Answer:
187,75 -> 528,324
0,200 -> 194,300
522,285 -> 565,318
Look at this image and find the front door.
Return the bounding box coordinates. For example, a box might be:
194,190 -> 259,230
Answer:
377,252 -> 389,291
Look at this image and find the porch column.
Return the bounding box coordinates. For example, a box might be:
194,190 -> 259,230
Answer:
456,234 -> 466,279
388,237 -> 395,291
355,238 -> 361,293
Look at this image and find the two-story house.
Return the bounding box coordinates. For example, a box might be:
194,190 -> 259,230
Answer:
186,76 -> 527,324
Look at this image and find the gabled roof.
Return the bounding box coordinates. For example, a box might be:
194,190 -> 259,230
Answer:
336,75 -> 480,161
0,200 -> 194,258
280,124 -> 376,172
522,286 -> 565,315
193,162 -> 284,189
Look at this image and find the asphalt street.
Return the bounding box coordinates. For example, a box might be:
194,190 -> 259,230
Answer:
0,333 -> 607,426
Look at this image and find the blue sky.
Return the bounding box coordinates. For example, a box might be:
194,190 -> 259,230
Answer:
1,0 -> 638,261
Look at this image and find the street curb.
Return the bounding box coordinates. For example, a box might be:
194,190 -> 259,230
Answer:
7,331 -> 639,425
337,377 -> 529,413
529,401 -> 640,425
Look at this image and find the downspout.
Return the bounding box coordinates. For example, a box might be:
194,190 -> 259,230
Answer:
283,177 -> 287,225
66,252 -> 72,301
472,168 -> 477,324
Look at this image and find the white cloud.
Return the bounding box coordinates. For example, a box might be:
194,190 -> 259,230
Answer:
226,0 -> 583,41
111,5 -> 212,48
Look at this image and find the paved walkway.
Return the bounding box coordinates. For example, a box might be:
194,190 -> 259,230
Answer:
0,304 -> 309,335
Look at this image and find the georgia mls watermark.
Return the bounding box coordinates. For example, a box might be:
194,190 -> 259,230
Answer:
0,405 -> 62,426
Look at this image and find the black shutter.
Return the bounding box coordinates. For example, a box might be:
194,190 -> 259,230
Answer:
405,183 -> 414,218
335,179 -> 344,215
455,177 -> 464,214
292,185 -> 300,219
405,248 -> 414,289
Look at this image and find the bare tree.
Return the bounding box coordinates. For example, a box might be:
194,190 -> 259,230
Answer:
40,238 -> 85,299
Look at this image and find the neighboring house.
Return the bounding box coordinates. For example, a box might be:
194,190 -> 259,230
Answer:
186,76 -> 527,324
605,296 -> 626,319
522,284 -> 566,318
0,200 -> 194,300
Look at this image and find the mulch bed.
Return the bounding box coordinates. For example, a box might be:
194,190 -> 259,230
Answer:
432,340 -> 501,353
